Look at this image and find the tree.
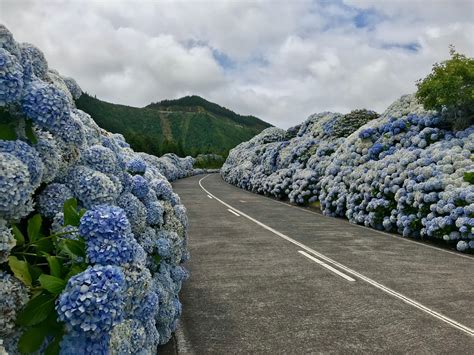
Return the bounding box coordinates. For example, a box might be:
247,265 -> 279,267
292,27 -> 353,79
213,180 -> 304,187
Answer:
416,46 -> 474,130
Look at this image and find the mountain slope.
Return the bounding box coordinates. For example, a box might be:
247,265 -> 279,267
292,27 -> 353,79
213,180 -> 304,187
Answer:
76,93 -> 271,157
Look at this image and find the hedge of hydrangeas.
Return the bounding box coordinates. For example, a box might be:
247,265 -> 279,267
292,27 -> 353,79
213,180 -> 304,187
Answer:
221,97 -> 474,253
0,25 -> 191,354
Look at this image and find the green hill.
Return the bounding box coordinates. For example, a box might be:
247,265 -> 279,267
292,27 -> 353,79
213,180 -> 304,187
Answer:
75,93 -> 271,157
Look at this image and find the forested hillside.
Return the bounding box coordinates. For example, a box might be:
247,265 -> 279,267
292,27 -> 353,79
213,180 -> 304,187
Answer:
76,94 -> 271,157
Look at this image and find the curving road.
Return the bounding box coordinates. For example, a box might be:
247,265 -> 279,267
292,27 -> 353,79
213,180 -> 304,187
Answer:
172,173 -> 474,354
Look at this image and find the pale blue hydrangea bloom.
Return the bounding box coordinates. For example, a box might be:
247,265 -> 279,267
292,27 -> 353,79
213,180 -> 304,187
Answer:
0,47 -> 24,105
21,80 -> 71,132
0,152 -> 34,221
0,139 -> 43,188
62,76 -> 82,100
19,42 -> 48,79
0,219 -> 15,264
37,183 -> 74,218
59,332 -> 110,355
0,271 -> 29,336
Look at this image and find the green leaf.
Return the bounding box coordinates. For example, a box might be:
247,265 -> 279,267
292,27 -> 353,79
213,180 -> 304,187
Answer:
17,323 -> 50,353
28,264 -> 43,284
11,224 -> 25,246
27,214 -> 43,243
39,274 -> 66,295
34,236 -> 54,253
0,122 -> 17,140
47,256 -> 62,278
16,293 -> 56,326
63,198 -> 81,227
61,238 -> 86,259
464,171 -> 474,184
8,256 -> 32,287
65,263 -> 87,280
25,119 -> 38,144
152,254 -> 161,265
44,333 -> 62,355
78,208 -> 87,219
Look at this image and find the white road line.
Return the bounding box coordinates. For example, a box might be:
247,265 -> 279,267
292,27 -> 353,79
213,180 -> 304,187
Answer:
207,194 -> 213,199
199,175 -> 474,337
298,250 -> 356,282
227,209 -> 240,217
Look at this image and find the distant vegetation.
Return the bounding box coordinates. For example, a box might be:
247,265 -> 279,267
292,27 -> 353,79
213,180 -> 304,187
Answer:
416,47 -> 474,130
193,154 -> 226,169
76,94 -> 271,158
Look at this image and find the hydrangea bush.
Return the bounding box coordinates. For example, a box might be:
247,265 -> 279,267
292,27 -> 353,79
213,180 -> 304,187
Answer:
222,96 -> 474,253
0,25 -> 190,354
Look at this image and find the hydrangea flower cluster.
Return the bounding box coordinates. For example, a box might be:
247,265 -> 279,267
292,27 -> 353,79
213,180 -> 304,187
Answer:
222,95 -> 473,252
0,25 -> 190,354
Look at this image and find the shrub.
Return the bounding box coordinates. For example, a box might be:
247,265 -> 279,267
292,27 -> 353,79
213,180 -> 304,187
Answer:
416,47 -> 474,130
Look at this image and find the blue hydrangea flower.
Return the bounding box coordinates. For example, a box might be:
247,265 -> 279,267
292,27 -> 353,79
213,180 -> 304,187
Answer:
116,193 -> 147,234
56,265 -> 125,334
145,200 -> 164,226
0,48 -> 24,105
0,219 -> 15,263
0,152 -> 34,221
62,76 -> 82,100
69,166 -> 119,209
456,240 -> 469,252
59,332 -> 110,355
0,271 -> 29,335
109,319 -> 147,354
19,42 -> 48,79
173,204 -> 188,228
37,183 -> 74,219
79,205 -> 131,241
126,158 -> 147,175
0,25 -> 21,59
87,236 -> 136,266
131,175 -> 149,199
21,80 -> 71,132
0,139 -> 43,188
156,238 -> 171,258
34,129 -> 61,183
82,145 -> 118,175
150,179 -> 173,200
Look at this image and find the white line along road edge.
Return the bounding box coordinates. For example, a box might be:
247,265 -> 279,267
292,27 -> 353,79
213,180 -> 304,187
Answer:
298,250 -> 356,282
198,175 -> 474,337
227,209 -> 240,217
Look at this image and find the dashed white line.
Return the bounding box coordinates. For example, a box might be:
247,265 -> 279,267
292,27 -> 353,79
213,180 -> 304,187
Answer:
227,209 -> 240,217
298,250 -> 356,282
198,174 -> 474,337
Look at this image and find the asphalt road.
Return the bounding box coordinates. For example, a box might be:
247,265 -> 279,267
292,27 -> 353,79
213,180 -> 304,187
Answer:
172,173 -> 474,354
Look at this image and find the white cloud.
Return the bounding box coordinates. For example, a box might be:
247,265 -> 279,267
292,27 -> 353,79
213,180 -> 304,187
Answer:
1,0 -> 473,128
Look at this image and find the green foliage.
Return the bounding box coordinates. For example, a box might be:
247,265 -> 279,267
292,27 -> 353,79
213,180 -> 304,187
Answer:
16,292 -> 56,326
17,308 -> 63,354
3,198 -> 89,354
464,171 -> 474,184
8,256 -> 32,286
0,107 -> 38,143
333,109 -> 380,138
75,93 -> 271,157
416,47 -> 474,130
193,154 -> 226,169
39,274 -> 67,295
63,198 -> 85,227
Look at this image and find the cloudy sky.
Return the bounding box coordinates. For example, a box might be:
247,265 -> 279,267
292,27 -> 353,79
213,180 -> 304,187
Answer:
1,0 -> 473,128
